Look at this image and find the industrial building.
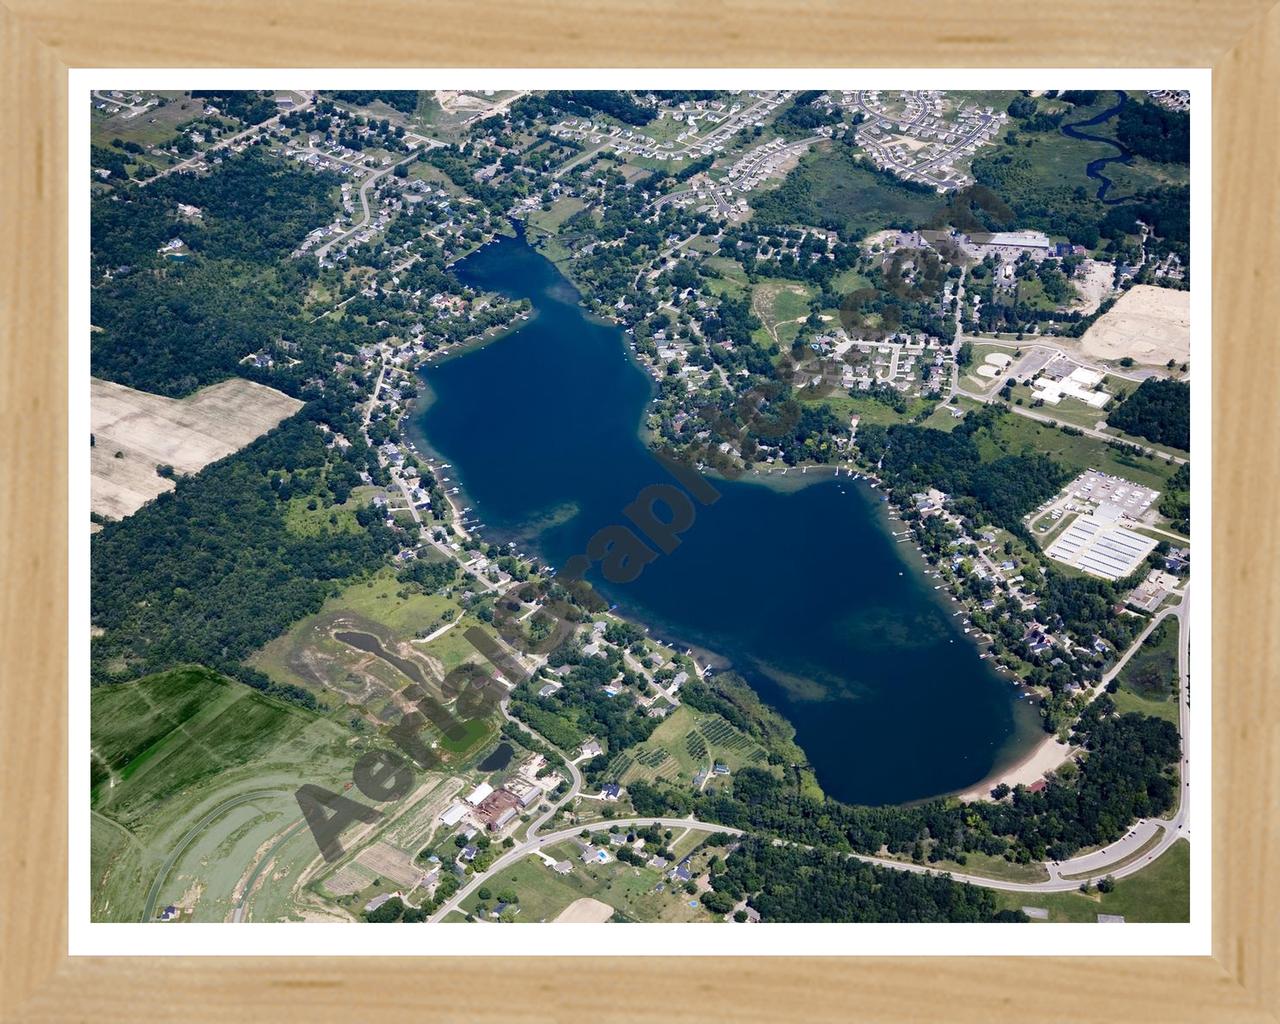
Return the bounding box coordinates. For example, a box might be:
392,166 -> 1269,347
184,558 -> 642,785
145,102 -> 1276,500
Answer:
1044,513 -> 1158,580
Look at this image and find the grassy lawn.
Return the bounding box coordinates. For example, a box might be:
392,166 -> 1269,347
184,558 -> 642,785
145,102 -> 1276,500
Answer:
999,839 -> 1190,923
1005,385 -> 1108,431
526,196 -> 587,234
461,849 -> 714,923
814,391 -> 936,428
91,92 -> 205,150
1112,617 -> 1180,725
612,704 -> 771,789
702,256 -> 751,299
983,407 -> 1180,494
894,850 -> 1050,884
831,268 -> 872,294
1004,383 -> 1189,460
283,493 -> 365,538
335,569 -> 458,637
919,402 -> 970,432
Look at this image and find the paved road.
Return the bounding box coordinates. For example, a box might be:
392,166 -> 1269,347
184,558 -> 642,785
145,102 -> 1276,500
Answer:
139,93 -> 315,186
314,147 -> 431,261
141,788 -> 284,921
1037,587 -> 1191,886
428,816 -> 740,921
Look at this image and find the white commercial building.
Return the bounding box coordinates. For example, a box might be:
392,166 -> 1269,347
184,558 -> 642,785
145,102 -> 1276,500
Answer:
1044,513 -> 1157,580
463,782 -> 494,806
1032,366 -> 1111,408
438,802 -> 468,827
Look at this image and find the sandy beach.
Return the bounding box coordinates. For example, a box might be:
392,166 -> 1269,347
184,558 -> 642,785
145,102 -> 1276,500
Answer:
953,733 -> 1076,802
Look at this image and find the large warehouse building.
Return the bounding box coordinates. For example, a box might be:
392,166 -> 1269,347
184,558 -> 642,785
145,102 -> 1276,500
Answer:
1044,513 -> 1158,580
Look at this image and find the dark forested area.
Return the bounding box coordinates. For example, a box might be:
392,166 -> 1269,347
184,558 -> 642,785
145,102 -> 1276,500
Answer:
712,838 -> 1013,922
90,413 -> 404,690
631,697 -> 1180,867
146,149 -> 341,263
1108,378 -> 1191,450
191,90 -> 278,126
329,90 -> 420,114
855,405 -> 1071,530
1116,102 -> 1190,165
92,261 -> 296,396
90,150 -> 363,397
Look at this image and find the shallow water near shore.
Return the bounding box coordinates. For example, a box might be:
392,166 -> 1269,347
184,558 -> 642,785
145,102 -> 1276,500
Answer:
411,231 -> 1041,805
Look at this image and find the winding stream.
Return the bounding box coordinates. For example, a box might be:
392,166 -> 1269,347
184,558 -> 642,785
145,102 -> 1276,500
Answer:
1059,90 -> 1135,204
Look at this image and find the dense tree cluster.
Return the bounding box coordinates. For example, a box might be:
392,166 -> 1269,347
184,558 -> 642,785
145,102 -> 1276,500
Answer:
630,697 -> 1180,867
856,405 -> 1071,529
329,90 -> 420,114
1108,377 -> 1190,450
1158,463 -> 1190,533
91,414 -> 404,687
775,91 -> 842,136
149,149 -> 342,263
712,838 -> 1011,922
543,90 -> 657,126
191,90 -> 278,125
1116,101 -> 1190,165
396,556 -> 459,593
508,642 -> 660,773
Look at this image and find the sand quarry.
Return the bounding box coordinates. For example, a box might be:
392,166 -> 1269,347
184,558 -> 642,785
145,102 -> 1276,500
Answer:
1080,285 -> 1191,366
91,377 -> 302,520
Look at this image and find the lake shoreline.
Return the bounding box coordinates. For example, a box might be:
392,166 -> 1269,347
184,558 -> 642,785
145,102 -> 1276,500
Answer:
410,230 -> 1043,807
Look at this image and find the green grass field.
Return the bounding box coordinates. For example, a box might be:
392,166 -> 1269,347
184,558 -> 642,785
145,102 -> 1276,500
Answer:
1003,383 -> 1190,461
998,839 -> 1190,923
90,666 -> 372,923
91,92 -> 204,151
611,705 -> 772,790
883,850 -> 1049,884
458,847 -> 715,923
977,404 -> 1180,495
282,491 -> 367,538
813,391 -> 937,429
751,142 -> 945,241
1112,617 -> 1180,725
526,196 -> 587,234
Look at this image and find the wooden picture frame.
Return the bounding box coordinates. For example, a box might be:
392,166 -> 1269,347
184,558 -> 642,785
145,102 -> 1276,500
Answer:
2,2 -> 1276,1019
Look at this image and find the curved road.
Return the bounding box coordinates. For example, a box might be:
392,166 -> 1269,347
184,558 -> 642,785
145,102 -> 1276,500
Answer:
141,788 -> 286,921
435,588 -> 1190,911
315,146 -> 437,261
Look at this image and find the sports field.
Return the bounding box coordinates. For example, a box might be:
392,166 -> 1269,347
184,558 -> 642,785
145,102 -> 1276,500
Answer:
91,376 -> 302,520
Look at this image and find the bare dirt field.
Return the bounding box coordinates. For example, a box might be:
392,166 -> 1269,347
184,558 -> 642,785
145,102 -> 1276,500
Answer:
1070,260 -> 1117,315
91,377 -> 302,520
554,896 -> 615,923
355,842 -> 428,889
1079,285 -> 1190,366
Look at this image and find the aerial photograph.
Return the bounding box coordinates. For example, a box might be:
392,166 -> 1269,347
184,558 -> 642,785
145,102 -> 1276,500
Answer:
87,86 -> 1193,928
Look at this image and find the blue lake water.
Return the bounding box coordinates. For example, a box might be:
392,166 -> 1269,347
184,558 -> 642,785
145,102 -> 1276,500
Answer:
411,231 -> 1041,805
